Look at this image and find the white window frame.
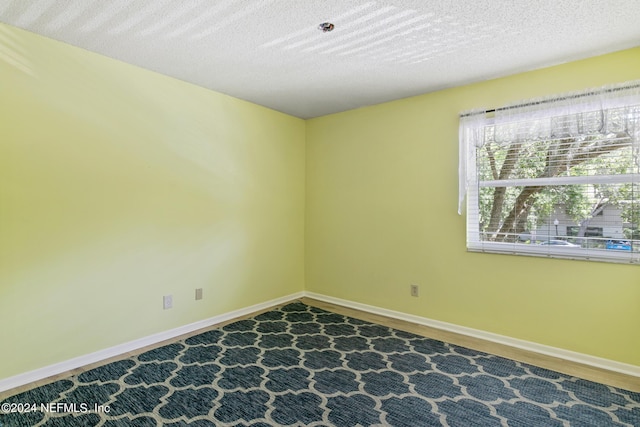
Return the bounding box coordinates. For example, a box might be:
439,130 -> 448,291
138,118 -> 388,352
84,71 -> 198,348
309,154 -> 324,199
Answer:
459,82 -> 640,264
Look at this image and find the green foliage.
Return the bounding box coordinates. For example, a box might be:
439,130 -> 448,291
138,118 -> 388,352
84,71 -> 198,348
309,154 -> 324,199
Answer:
477,133 -> 638,241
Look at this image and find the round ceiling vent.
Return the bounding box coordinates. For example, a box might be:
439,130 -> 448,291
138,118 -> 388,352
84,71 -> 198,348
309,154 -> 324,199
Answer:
318,22 -> 334,32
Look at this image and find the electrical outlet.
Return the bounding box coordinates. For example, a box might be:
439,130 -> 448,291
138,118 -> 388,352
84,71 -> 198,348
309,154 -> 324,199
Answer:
195,288 -> 203,300
410,284 -> 419,297
163,295 -> 173,310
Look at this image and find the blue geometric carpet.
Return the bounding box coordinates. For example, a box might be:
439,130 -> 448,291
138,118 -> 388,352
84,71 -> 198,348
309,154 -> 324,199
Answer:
1,302 -> 639,426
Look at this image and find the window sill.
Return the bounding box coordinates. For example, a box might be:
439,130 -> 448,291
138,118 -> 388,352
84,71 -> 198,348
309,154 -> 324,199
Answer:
467,242 -> 639,264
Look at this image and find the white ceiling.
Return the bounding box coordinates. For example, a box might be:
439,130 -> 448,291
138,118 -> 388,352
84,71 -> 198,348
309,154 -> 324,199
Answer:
1,1 -> 639,118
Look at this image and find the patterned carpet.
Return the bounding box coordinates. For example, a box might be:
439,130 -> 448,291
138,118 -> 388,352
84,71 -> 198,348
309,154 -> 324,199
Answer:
1,301 -> 639,426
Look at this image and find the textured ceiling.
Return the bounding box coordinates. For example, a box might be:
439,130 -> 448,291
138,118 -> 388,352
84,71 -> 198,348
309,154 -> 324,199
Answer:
1,1 -> 640,118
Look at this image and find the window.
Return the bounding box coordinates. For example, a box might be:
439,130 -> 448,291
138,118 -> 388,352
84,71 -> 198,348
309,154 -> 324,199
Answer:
459,81 -> 640,263
566,226 -> 602,237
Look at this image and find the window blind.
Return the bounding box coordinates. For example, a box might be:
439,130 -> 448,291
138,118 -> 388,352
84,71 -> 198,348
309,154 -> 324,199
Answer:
460,81 -> 640,263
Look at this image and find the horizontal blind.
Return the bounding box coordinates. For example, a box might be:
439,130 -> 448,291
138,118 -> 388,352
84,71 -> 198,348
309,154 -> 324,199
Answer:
467,103 -> 640,263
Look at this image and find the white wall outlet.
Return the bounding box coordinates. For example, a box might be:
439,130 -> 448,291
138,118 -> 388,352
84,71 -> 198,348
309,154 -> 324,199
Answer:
163,294 -> 173,309
410,284 -> 419,297
195,288 -> 203,300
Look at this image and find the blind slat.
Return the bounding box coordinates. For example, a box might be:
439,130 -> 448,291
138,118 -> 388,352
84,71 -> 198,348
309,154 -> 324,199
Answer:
479,173 -> 639,188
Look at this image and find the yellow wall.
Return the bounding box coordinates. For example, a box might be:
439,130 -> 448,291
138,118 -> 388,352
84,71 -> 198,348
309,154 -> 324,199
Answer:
2,21 -> 639,382
0,24 -> 305,379
306,47 -> 640,366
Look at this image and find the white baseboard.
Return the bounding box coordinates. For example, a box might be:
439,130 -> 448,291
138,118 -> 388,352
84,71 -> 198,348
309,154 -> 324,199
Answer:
304,291 -> 640,378
4,289 -> 638,394
0,292 -> 304,393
